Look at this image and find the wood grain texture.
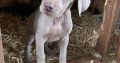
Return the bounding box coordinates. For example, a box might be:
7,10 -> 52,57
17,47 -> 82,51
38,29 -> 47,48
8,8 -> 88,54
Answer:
116,36 -> 120,63
95,0 -> 120,56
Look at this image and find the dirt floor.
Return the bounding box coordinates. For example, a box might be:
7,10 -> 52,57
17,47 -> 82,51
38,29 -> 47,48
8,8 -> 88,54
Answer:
0,7 -> 119,63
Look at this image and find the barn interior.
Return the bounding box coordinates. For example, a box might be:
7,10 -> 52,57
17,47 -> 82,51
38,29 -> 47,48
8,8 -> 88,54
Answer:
0,0 -> 120,63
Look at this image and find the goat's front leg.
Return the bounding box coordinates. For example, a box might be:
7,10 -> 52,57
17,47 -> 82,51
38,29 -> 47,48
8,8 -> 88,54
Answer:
35,34 -> 46,63
59,36 -> 69,63
24,34 -> 34,63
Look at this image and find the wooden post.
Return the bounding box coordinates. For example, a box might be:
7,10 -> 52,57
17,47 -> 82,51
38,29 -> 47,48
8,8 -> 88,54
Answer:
0,28 -> 5,63
116,35 -> 120,63
95,0 -> 120,56
116,41 -> 120,62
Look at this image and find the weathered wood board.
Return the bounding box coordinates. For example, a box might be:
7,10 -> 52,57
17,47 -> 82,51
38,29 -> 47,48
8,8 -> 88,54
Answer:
95,0 -> 120,56
0,28 -> 5,63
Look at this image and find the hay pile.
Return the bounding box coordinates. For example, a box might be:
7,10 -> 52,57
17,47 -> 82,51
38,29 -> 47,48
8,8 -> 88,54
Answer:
0,12 -> 26,63
68,10 -> 101,58
0,8 -> 119,63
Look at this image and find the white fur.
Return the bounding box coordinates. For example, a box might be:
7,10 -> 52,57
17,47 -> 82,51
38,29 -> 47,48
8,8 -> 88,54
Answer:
25,8 -> 72,63
24,0 -> 90,63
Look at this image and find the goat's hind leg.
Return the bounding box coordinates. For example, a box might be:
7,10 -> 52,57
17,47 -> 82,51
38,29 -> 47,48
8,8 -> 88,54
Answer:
24,34 -> 34,63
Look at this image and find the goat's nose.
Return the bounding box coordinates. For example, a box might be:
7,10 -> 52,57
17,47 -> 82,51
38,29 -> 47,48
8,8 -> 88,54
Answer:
45,4 -> 53,12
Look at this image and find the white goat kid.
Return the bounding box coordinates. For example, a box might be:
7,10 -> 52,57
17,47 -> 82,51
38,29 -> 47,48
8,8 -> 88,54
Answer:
24,0 -> 90,63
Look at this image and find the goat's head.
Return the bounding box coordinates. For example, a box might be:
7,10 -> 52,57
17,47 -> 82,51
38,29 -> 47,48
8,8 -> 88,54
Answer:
40,0 -> 72,17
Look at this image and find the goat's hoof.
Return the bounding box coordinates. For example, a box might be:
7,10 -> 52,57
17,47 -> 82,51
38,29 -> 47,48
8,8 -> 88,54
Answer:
37,60 -> 45,63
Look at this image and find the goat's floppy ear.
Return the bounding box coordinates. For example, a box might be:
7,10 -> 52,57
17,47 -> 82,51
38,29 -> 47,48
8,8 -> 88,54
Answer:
78,0 -> 91,16
66,0 -> 74,10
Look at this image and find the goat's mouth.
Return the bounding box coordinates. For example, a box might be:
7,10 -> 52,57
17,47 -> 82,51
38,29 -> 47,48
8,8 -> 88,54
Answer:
45,12 -> 52,16
44,11 -> 53,16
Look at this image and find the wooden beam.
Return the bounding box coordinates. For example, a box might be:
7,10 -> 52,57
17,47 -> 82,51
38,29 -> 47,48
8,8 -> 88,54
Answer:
0,28 -> 5,63
95,0 -> 120,56
115,35 -> 120,63
116,40 -> 120,63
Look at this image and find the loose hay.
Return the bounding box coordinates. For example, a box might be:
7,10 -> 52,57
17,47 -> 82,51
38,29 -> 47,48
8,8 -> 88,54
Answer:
0,12 -> 26,63
0,8 -> 119,63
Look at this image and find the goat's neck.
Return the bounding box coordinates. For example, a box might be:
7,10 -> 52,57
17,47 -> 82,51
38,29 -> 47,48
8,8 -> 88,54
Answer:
52,11 -> 68,25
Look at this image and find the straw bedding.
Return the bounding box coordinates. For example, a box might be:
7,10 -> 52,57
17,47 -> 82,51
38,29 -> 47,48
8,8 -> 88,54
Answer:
0,7 -> 119,63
